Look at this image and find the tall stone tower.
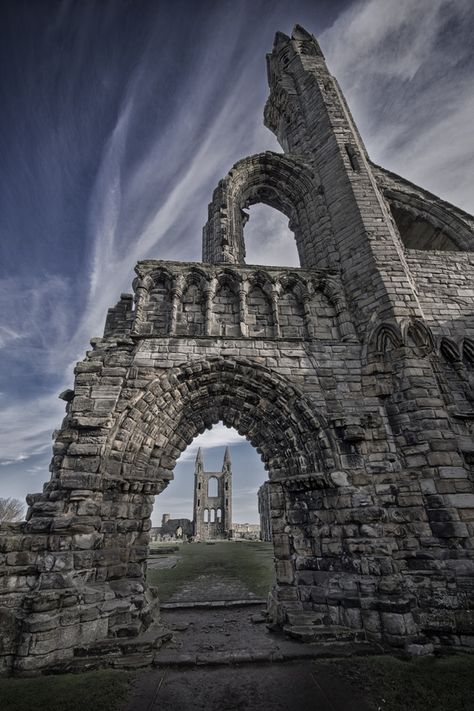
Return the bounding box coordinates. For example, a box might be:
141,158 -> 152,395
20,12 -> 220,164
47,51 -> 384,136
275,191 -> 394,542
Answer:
193,447 -> 232,540
1,24 -> 474,673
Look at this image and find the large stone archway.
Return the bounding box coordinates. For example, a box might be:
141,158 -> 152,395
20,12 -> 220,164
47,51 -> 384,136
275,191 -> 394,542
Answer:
105,357 -> 336,483
1,25 -> 474,675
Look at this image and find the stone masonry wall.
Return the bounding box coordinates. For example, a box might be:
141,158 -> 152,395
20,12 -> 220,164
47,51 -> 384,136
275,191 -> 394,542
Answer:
1,24 -> 474,675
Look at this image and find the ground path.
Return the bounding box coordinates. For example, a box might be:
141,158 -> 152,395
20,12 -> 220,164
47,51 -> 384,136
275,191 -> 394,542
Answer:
124,660 -> 371,711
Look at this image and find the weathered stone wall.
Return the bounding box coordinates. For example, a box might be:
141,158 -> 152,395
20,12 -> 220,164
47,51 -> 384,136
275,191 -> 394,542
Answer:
1,24 -> 474,674
405,252 -> 474,337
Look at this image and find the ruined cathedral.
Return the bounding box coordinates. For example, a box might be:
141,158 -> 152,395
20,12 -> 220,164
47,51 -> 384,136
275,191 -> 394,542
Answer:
2,25 -> 474,674
153,447 -> 233,540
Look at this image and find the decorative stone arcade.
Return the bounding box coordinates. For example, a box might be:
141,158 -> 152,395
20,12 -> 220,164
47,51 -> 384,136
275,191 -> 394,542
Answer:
1,25 -> 474,674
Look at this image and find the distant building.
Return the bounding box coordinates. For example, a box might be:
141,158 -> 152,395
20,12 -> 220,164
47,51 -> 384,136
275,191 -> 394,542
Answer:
193,447 -> 232,540
232,522 -> 261,540
153,447 -> 233,541
258,481 -> 272,542
150,514 -> 193,541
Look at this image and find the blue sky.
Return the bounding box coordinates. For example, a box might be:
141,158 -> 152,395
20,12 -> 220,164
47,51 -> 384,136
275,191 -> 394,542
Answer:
0,0 -> 473,524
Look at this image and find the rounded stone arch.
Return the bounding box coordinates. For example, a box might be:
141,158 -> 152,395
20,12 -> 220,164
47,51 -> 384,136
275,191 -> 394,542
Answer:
277,272 -> 309,339
146,266 -> 174,335
246,270 -> 275,338
203,151 -> 330,267
278,271 -> 310,301
207,476 -> 219,497
103,357 -> 338,490
215,267 -> 241,293
176,267 -> 209,336
248,268 -> 275,294
213,268 -> 242,336
149,265 -> 174,286
384,189 -> 474,252
184,265 -> 210,288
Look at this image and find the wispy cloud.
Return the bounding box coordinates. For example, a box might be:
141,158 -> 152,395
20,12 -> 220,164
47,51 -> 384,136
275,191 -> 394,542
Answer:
177,425 -> 247,464
321,0 -> 474,212
0,392 -> 64,465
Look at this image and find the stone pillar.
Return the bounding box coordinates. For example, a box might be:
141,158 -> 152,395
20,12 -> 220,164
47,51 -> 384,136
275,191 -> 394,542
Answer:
169,275 -> 184,335
204,277 -> 217,336
271,286 -> 281,338
302,296 -> 314,339
239,286 -> 248,337
131,275 -> 153,336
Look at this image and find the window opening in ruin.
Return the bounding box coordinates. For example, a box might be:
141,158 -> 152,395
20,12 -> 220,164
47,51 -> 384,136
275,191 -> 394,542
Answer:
390,205 -> 460,251
244,204 -> 300,267
148,423 -> 274,606
208,476 -> 218,497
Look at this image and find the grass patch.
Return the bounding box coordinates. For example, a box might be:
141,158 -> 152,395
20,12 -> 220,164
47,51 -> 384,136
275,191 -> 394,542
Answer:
0,669 -> 136,711
315,654 -> 474,711
147,540 -> 275,602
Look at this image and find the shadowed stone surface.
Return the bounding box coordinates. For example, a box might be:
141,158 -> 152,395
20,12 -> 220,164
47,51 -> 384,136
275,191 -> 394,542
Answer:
1,24 -> 474,675
125,660 -> 371,711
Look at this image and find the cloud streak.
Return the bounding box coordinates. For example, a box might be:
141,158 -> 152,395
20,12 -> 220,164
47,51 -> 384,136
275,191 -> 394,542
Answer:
321,0 -> 474,212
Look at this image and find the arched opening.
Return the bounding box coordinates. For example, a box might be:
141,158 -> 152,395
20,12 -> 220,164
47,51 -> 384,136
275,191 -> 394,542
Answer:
391,204 -> 460,251
105,357 -> 337,642
244,204 -> 300,267
203,152 -> 330,267
208,477 -> 218,497
148,422 -> 274,611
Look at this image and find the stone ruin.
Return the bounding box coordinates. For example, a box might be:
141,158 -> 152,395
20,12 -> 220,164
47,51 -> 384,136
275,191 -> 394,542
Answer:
151,446 -> 233,541
193,447 -> 233,541
1,25 -> 474,674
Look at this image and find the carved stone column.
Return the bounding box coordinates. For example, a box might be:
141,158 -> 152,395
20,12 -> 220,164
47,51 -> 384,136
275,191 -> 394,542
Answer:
169,274 -> 185,335
131,275 -> 153,336
239,286 -> 248,337
204,277 -> 217,336
302,296 -> 315,339
271,285 -> 281,339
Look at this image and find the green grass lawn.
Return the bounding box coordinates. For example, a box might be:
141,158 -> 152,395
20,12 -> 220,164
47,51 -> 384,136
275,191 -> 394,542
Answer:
146,540 -> 275,602
0,669 -> 136,711
315,654 -> 474,711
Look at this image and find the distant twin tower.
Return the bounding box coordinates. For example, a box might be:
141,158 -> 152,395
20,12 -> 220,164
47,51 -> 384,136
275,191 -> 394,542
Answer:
158,448 -> 233,541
